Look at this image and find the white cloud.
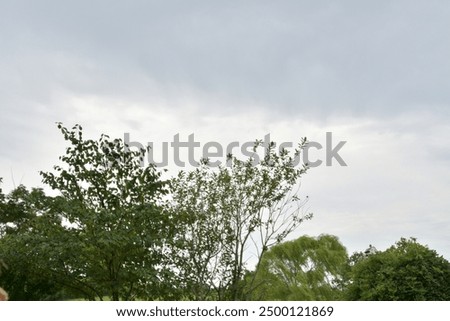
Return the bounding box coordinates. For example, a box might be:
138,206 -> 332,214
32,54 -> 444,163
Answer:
1,1 -> 449,258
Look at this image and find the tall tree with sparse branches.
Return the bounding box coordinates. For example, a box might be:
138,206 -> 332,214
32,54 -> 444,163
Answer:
170,139 -> 312,300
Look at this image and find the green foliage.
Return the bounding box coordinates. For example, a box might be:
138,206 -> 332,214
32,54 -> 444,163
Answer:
0,185 -> 69,300
1,126 -> 313,301
346,238 -> 450,300
1,124 -> 175,301
247,234 -> 348,300
169,140 -> 312,300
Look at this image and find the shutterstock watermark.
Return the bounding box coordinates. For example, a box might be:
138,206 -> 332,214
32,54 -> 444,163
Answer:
124,132 -> 347,168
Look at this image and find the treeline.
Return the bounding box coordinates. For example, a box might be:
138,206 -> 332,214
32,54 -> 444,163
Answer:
249,235 -> 450,300
0,124 -> 449,301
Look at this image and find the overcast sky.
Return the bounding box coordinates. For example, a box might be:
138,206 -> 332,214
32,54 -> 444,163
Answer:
1,1 -> 449,259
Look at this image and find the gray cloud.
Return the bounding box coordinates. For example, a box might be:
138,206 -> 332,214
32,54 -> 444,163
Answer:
2,1 -> 450,119
1,1 -> 450,258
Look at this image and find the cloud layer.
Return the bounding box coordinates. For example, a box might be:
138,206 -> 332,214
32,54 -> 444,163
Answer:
1,0 -> 449,257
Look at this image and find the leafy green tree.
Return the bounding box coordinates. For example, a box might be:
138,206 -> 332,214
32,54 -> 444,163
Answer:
37,123 -> 177,300
0,124 -> 176,300
0,185 -> 68,300
170,140 -> 312,300
0,177 -> 7,279
247,234 -> 348,300
346,238 -> 450,300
